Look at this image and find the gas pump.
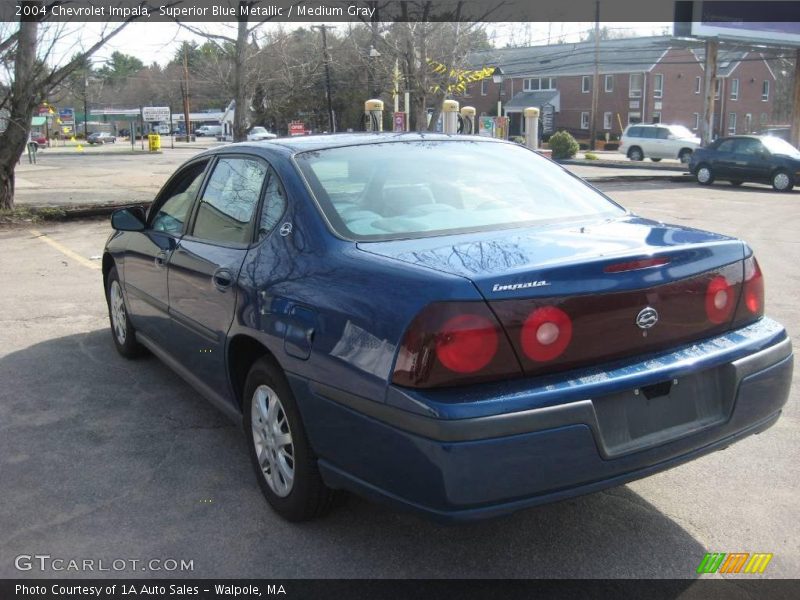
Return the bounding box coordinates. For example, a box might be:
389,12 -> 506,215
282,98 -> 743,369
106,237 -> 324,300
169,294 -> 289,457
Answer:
459,106 -> 476,134
524,106 -> 540,150
442,100 -> 459,135
364,99 -> 384,132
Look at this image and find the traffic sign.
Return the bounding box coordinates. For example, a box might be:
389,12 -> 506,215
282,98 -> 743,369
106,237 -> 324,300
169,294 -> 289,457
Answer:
142,106 -> 171,122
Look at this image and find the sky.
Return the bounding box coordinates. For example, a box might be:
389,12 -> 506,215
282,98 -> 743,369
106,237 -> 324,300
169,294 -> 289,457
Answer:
50,21 -> 672,68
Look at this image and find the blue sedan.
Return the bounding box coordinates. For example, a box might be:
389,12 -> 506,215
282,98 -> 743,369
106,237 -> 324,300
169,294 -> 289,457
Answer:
103,134 -> 792,521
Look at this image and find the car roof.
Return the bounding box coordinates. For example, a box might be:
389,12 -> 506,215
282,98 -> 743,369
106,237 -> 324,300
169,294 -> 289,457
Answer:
218,132 -> 507,156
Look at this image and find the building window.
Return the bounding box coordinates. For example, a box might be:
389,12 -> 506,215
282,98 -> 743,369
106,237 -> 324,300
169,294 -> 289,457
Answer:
652,111 -> 661,124
523,77 -> 556,92
694,76 -> 701,94
480,80 -> 488,96
463,85 -> 472,98
762,80 -> 770,101
582,76 -> 591,93
581,112 -> 590,129
605,75 -> 613,92
693,113 -> 700,130
500,82 -> 506,96
653,74 -> 663,99
728,112 -> 737,134
628,112 -> 642,125
730,78 -> 739,100
745,113 -> 752,133
629,74 -> 643,98
714,79 -> 720,99
603,111 -> 612,129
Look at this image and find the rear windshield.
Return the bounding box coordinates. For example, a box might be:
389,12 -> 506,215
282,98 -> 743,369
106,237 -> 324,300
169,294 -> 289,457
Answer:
294,140 -> 624,241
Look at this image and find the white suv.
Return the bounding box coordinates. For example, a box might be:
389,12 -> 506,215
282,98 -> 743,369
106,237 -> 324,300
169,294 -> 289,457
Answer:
619,123 -> 701,163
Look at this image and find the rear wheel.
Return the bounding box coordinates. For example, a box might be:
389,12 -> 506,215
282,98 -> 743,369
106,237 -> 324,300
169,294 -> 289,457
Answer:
628,146 -> 644,161
106,266 -> 147,358
679,149 -> 693,164
771,169 -> 794,192
243,358 -> 338,521
696,164 -> 715,186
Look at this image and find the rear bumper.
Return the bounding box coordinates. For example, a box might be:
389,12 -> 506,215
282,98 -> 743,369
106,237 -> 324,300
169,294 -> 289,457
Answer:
292,318 -> 792,521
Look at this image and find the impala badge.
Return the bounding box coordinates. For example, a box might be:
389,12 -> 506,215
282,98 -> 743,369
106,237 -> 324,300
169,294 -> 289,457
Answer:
636,307 -> 659,329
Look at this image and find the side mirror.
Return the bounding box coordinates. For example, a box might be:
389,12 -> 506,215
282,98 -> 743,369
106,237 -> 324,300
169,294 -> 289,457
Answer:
111,207 -> 146,232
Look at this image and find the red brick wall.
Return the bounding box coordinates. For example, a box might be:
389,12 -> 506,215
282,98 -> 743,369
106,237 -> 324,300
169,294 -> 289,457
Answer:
456,46 -> 776,140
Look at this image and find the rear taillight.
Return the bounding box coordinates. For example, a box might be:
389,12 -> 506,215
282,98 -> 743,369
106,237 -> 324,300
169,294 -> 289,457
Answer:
392,302 -> 522,388
733,255 -> 765,326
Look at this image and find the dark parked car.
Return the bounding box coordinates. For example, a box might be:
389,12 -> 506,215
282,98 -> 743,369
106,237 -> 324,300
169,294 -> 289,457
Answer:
103,134 -> 792,522
87,132 -> 116,145
689,135 -> 800,191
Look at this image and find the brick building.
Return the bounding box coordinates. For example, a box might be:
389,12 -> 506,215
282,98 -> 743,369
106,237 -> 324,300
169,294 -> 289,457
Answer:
458,36 -> 777,139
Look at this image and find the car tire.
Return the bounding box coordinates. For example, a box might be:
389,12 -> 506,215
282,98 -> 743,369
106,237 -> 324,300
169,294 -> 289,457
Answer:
771,169 -> 794,192
243,357 -> 339,521
696,164 -> 715,185
651,157 -> 662,162
679,149 -> 693,164
106,266 -> 148,359
730,180 -> 744,187
627,147 -> 644,161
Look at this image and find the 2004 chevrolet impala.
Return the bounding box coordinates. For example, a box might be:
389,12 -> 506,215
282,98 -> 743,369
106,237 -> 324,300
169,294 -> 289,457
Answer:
103,134 -> 792,521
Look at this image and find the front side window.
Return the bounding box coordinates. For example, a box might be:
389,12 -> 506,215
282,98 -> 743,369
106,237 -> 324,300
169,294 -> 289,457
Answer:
150,161 -> 208,235
192,157 -> 267,244
734,138 -> 763,155
717,139 -> 737,153
295,141 -> 624,241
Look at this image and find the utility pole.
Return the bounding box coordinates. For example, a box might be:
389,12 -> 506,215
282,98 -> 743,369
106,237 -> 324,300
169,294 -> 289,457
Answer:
83,74 -> 89,138
182,44 -> 192,141
701,38 -> 719,146
314,25 -> 335,133
791,48 -> 800,148
589,0 -> 600,151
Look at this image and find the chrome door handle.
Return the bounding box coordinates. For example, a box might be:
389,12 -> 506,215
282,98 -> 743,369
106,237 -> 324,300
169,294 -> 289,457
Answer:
154,251 -> 168,268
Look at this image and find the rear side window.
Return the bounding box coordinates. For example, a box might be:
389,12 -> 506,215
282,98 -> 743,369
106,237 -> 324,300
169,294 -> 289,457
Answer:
734,138 -> 763,155
656,128 -> 670,140
627,127 -> 642,138
192,157 -> 267,244
150,160 -> 208,235
259,167 -> 287,239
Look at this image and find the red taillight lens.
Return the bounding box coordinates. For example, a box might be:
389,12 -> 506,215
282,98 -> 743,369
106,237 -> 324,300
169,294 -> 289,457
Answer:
392,302 -> 522,388
520,306 -> 573,362
743,256 -> 764,315
435,314 -> 498,373
705,275 -> 735,324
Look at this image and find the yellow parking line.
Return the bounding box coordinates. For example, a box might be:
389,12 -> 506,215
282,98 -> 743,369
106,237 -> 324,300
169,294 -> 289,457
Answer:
29,229 -> 101,271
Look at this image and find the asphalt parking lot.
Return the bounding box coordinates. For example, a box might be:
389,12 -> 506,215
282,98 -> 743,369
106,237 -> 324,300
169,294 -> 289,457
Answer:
0,177 -> 798,580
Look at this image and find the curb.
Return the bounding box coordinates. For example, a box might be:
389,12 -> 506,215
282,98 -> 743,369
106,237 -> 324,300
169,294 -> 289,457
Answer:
559,158 -> 688,172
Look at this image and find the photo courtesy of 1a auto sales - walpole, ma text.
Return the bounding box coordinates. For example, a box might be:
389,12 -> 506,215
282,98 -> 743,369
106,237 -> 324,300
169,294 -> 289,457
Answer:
1,0 -> 800,598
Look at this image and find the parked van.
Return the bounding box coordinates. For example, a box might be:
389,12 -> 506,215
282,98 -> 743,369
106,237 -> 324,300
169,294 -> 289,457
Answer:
196,125 -> 222,137
619,123 -> 701,163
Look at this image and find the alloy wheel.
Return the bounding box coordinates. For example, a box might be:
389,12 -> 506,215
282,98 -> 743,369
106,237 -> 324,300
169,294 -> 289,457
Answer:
109,280 -> 127,345
251,385 -> 295,497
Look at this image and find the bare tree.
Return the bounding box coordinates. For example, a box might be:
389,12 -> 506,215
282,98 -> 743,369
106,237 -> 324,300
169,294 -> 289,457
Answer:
177,0 -> 274,141
0,17 -> 132,210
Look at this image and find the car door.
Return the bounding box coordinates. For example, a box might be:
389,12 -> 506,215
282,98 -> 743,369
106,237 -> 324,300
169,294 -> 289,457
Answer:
730,138 -> 773,183
123,159 -> 210,346
166,155 -> 270,395
650,127 -> 670,158
709,138 -> 738,178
